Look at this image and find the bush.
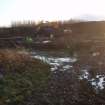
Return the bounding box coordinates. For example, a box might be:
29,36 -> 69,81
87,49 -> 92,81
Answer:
0,49 -> 50,105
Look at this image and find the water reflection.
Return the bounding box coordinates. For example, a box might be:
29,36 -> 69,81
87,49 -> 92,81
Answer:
31,51 -> 77,71
80,69 -> 105,90
31,50 -> 105,91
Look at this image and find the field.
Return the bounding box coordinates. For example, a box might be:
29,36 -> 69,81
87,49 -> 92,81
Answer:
0,21 -> 105,105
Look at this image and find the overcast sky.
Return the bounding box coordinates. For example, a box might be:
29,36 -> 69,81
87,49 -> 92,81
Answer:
0,0 -> 105,26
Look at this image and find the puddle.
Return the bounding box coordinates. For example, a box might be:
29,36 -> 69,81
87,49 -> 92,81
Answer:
30,50 -> 105,91
31,51 -> 77,71
42,40 -> 52,44
79,69 -> 105,90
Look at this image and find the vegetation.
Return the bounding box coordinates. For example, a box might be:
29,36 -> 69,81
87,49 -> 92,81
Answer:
0,20 -> 105,49
0,49 -> 50,105
0,20 -> 105,105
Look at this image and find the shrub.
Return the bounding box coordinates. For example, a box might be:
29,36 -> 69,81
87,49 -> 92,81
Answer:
0,49 -> 50,105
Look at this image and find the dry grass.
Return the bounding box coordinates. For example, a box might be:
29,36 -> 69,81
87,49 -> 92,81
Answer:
0,49 -> 50,73
0,49 -> 30,62
0,49 -> 50,105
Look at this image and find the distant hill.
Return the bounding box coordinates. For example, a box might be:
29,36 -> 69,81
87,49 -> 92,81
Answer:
61,21 -> 105,34
0,20 -> 105,48
0,20 -> 105,37
74,14 -> 105,21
